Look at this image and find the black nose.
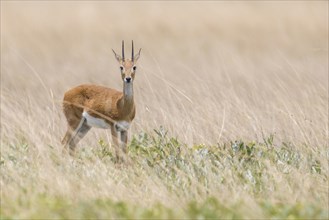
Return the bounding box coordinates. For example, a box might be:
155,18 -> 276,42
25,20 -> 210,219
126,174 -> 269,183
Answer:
125,77 -> 131,83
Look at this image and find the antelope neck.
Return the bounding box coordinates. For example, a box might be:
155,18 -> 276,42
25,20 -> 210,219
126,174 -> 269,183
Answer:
122,81 -> 134,111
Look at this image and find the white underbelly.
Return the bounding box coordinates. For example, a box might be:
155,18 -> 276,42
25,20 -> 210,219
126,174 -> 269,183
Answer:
82,111 -> 111,129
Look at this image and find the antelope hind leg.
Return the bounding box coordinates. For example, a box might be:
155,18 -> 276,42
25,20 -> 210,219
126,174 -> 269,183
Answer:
63,117 -> 90,156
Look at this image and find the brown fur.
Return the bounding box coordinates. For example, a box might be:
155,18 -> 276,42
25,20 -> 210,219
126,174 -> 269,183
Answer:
62,84 -> 135,124
61,41 -> 141,161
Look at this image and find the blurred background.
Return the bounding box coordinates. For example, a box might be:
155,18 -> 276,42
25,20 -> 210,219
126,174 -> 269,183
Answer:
1,1 -> 328,147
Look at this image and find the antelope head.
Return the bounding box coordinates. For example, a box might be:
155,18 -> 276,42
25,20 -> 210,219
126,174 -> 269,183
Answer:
112,41 -> 141,83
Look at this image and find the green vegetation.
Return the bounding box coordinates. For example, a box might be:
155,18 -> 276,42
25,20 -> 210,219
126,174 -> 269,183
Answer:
2,195 -> 326,219
1,128 -> 328,219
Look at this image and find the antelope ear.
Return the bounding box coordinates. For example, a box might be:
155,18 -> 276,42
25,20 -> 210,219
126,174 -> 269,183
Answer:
112,49 -> 122,62
134,48 -> 142,62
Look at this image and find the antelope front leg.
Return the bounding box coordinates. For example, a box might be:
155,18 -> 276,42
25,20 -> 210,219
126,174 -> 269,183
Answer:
110,125 -> 121,162
120,130 -> 128,154
118,131 -> 128,163
111,121 -> 130,163
119,130 -> 128,164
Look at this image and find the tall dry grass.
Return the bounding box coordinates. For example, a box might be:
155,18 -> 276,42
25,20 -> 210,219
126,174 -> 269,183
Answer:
1,1 -> 328,218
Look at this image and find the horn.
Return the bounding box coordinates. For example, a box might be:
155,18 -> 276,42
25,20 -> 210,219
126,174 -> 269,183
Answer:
132,40 -> 134,61
122,40 -> 125,61
112,49 -> 117,56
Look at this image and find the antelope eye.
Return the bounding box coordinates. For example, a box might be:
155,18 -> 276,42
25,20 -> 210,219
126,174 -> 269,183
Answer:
120,66 -> 124,71
133,66 -> 137,71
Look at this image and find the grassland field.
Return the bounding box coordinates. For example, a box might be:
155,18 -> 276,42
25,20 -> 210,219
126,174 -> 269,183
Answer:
1,1 -> 328,219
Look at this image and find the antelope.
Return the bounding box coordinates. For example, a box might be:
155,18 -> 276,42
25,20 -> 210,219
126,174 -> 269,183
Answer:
61,41 -> 141,161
